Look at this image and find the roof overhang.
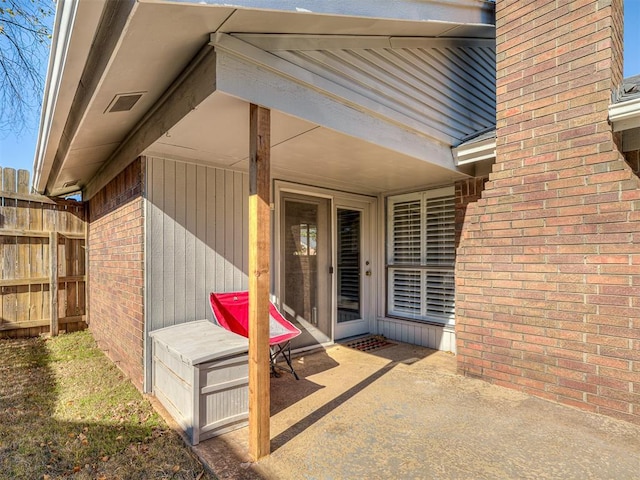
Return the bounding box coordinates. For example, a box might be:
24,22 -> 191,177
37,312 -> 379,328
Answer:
32,0 -> 107,194
609,75 -> 640,153
453,135 -> 495,165
34,0 -> 496,198
609,97 -> 640,133
609,97 -> 640,153
452,128 -> 496,166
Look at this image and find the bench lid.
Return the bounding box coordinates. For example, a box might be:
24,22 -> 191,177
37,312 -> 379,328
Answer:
149,320 -> 248,365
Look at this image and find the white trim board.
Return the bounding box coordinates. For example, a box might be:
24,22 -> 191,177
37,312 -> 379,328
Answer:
141,0 -> 496,27
233,34 -> 495,51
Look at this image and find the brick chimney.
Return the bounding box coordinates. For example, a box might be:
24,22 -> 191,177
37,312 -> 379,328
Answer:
456,0 -> 640,424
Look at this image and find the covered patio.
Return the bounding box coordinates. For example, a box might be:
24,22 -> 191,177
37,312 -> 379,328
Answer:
172,342 -> 640,479
33,0 -> 501,460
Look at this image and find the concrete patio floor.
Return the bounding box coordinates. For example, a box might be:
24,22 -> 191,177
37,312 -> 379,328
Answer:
190,341 -> 640,479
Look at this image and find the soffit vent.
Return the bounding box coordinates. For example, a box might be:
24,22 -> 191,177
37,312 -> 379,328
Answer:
105,92 -> 145,113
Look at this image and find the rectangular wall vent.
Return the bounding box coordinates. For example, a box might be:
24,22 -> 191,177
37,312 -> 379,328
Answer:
105,92 -> 145,113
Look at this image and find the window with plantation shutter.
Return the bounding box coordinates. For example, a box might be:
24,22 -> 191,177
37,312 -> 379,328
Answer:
387,187 -> 455,324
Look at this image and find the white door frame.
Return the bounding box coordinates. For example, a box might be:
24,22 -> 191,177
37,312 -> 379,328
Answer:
273,180 -> 377,344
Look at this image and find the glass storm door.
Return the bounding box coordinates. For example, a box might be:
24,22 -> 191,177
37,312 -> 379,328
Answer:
280,195 -> 332,349
334,207 -> 370,340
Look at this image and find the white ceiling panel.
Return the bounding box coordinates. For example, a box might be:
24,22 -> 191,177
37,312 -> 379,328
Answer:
148,93 -> 319,165
146,92 -> 468,194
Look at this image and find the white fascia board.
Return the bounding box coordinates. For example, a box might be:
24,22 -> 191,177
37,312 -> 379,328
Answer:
211,33 -> 456,147
233,34 -> 495,51
32,0 -> 106,193
232,34 -> 394,51
141,0 -> 495,26
214,49 -> 456,171
389,37 -> 495,49
609,97 -> 640,132
453,136 -> 495,165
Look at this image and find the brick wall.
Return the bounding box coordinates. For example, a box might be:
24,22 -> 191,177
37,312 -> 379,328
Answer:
456,0 -> 640,423
88,159 -> 145,391
455,177 -> 489,248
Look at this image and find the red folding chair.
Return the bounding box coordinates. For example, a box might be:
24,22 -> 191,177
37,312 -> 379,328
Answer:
209,292 -> 301,380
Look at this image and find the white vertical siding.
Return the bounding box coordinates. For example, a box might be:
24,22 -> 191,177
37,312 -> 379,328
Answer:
276,46 -> 495,141
375,317 -> 456,353
145,157 -> 248,331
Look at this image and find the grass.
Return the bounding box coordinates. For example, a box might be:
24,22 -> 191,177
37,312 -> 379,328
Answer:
0,330 -> 216,480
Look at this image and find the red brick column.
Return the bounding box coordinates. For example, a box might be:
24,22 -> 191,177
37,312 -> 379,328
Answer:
456,0 -> 640,423
88,159 -> 145,391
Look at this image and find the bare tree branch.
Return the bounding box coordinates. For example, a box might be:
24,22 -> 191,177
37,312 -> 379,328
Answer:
0,0 -> 54,134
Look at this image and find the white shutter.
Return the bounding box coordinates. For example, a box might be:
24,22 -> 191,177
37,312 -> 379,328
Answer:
424,193 -> 456,266
424,269 -> 455,320
388,194 -> 422,265
387,187 -> 455,324
388,268 -> 422,318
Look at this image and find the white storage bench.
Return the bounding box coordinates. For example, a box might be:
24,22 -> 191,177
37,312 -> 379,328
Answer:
149,320 -> 249,445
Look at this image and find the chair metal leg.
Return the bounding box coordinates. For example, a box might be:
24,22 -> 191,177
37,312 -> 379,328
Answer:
270,342 -> 299,380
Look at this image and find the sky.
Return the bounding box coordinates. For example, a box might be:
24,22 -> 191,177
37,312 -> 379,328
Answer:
0,2 -> 640,176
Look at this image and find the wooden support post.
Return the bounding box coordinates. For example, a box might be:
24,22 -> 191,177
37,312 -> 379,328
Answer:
49,231 -> 59,336
248,103 -> 271,460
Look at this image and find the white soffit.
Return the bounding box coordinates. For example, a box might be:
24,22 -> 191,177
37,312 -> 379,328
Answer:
32,0 -> 106,192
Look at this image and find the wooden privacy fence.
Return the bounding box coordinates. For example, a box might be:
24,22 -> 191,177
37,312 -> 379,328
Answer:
0,167 -> 87,338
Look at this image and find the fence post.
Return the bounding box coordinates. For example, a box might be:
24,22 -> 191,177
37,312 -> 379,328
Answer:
50,231 -> 59,336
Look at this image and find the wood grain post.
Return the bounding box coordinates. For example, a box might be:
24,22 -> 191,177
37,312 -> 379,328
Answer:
49,231 -> 59,336
248,103 -> 271,460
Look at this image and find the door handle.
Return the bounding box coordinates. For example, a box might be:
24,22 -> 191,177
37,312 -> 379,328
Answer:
365,270 -> 372,276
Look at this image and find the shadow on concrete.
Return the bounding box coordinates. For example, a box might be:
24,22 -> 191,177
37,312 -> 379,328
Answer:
269,341 -> 443,450
270,361 -> 396,452
191,341 -> 456,479
270,348 -> 338,416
